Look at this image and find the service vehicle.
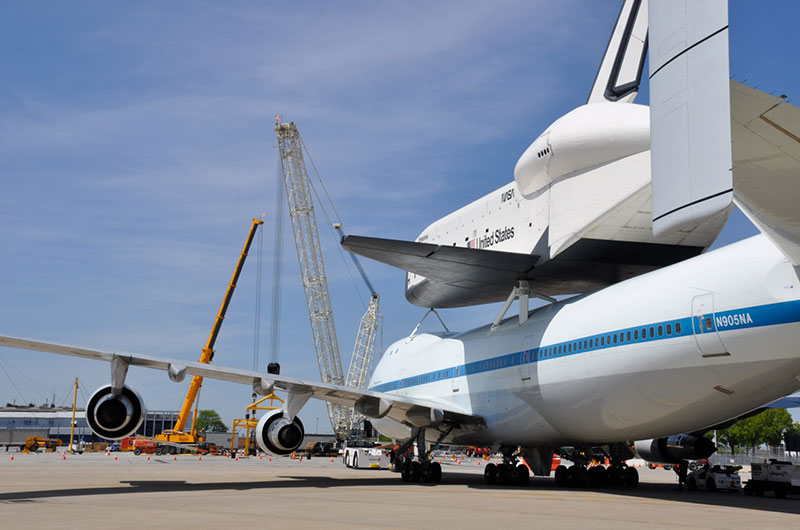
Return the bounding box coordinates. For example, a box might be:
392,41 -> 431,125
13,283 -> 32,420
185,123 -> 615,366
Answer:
130,439 -> 159,455
687,464 -> 742,492
744,460 -> 800,499
343,441 -> 390,469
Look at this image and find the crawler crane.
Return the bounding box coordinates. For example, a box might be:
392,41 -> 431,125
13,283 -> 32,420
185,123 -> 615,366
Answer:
274,120 -> 380,440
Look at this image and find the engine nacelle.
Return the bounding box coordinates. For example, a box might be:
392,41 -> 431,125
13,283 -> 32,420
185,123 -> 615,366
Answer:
514,102 -> 650,197
255,409 -> 305,455
86,384 -> 146,440
634,434 -> 716,464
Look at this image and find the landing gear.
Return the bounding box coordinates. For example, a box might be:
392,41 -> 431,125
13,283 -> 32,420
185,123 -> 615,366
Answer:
482,446 -> 530,487
396,428 -> 443,484
553,447 -> 639,489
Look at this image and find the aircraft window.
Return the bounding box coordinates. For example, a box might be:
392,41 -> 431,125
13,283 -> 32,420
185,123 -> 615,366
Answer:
568,344 -> 572,353
676,322 -> 682,334
626,331 -> 631,341
705,317 -> 713,331
613,335 -> 617,345
658,326 -> 663,337
634,329 -> 639,340
607,335 -> 611,344
601,336 -> 604,346
666,324 -> 672,335
649,327 -> 655,338
595,338 -> 599,347
583,340 -> 588,349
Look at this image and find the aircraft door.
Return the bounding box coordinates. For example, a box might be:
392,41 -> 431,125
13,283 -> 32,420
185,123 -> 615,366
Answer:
691,293 -> 728,357
519,335 -> 536,384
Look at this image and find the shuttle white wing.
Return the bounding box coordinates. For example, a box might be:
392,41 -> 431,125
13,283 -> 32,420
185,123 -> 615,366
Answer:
0,334 -> 484,431
648,0 -> 733,236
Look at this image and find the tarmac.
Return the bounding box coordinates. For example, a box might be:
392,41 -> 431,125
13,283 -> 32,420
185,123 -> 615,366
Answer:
1,452 -> 799,529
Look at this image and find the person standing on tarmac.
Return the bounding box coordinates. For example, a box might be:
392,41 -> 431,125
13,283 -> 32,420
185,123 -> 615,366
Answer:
675,461 -> 688,491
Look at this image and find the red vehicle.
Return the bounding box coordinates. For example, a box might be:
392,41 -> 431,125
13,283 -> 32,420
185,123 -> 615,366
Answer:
130,439 -> 158,455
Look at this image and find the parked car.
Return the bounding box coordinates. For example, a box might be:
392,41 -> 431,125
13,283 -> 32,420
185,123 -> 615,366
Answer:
687,464 -> 742,492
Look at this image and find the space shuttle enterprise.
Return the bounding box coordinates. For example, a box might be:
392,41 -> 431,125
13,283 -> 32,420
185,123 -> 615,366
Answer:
343,0 -> 730,309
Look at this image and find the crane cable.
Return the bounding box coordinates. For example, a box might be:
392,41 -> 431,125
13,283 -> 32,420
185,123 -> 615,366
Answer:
268,155 -> 285,367
299,137 -> 371,309
252,220 -> 264,371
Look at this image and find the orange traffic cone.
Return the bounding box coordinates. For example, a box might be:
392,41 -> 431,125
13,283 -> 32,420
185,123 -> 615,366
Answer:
146,456 -> 150,461
10,455 -> 14,461
268,456 -> 272,462
173,456 -> 177,461
330,457 -> 334,463
235,456 -> 239,461
114,456 -> 118,461
62,453 -> 66,460
198,456 -> 202,461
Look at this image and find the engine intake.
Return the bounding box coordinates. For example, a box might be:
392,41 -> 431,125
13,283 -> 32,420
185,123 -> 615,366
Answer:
256,409 -> 305,455
86,384 -> 146,440
634,434 -> 716,464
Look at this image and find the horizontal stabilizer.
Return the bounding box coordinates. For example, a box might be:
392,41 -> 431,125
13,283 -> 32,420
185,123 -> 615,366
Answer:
731,81 -> 800,265
649,0 -> 732,236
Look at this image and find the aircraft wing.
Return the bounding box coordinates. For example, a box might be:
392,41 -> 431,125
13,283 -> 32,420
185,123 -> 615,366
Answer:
731,81 -> 800,265
343,234 -> 701,307
0,334 -> 484,431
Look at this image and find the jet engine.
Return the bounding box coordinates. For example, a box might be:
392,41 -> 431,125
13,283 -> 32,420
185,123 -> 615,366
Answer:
634,434 -> 716,464
85,384 -> 146,440
255,409 -> 305,455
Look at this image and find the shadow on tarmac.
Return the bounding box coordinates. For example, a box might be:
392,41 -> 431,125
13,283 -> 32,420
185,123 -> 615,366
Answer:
2,471 -> 799,515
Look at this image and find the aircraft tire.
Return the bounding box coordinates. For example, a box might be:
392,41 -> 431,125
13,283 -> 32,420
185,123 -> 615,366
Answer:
400,459 -> 411,482
706,477 -> 716,492
588,465 -> 607,488
430,462 -> 442,484
515,464 -> 530,486
410,460 -> 422,482
554,465 -> 569,487
353,452 -> 358,469
484,463 -> 497,485
134,448 -> 141,456
688,478 -> 697,491
624,467 -> 639,488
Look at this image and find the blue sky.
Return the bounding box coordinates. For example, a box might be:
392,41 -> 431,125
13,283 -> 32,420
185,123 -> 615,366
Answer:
1,1 -> 798,432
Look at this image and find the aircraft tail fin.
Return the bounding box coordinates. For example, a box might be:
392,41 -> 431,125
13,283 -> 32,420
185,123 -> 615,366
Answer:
586,0 -> 649,104
648,0 -> 732,236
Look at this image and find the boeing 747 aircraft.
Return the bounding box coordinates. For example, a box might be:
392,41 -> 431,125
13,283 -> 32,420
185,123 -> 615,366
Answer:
2,0 -> 799,488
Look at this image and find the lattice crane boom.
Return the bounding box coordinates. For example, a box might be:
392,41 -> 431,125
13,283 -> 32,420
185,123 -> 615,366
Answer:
274,121 -> 349,439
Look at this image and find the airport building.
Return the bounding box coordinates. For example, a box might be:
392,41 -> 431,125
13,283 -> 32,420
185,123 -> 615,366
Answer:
0,404 -> 180,445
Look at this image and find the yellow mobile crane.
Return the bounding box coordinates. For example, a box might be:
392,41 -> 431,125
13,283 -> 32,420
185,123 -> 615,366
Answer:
156,218 -> 264,445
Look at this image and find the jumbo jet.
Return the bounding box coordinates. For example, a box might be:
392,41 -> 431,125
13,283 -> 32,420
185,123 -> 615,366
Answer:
2,0 -> 799,488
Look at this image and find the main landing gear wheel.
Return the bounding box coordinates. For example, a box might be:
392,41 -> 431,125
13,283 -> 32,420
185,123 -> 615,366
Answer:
401,458 -> 412,482
410,460 -> 422,482
422,461 -> 442,483
554,465 -> 569,487
588,465 -> 608,488
484,463 -> 498,485
569,465 -> 589,487
515,464 -> 530,486
624,467 -> 639,488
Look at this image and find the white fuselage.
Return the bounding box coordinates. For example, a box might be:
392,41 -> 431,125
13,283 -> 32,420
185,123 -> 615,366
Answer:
371,235 -> 800,446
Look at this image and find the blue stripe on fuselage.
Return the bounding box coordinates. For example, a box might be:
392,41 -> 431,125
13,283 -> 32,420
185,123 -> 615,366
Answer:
369,299 -> 800,393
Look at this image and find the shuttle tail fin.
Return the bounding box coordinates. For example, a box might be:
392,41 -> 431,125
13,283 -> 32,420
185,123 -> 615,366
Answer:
586,0 -> 649,104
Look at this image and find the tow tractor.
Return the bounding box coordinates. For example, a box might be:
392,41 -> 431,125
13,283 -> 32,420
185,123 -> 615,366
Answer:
687,463 -> 742,492
343,440 -> 390,469
744,459 -> 800,499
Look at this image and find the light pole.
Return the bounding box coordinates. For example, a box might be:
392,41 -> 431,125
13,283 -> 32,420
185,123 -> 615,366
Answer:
316,417 -> 319,434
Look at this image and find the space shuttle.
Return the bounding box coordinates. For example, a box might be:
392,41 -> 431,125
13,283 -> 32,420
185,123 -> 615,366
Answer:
343,0 -> 731,308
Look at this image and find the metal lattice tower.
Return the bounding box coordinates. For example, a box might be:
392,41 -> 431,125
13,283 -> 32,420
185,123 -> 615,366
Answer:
343,293 -> 380,432
275,121 -> 349,439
